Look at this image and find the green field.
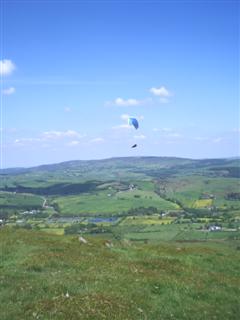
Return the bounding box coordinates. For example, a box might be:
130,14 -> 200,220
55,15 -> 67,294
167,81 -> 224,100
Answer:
120,215 -> 175,225
40,228 -> 65,235
163,176 -> 240,210
1,157 -> 239,216
193,199 -> 213,208
0,157 -> 240,319
0,192 -> 43,209
52,189 -> 179,216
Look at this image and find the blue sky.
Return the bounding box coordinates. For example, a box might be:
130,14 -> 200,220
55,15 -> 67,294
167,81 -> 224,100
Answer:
1,0 -> 239,167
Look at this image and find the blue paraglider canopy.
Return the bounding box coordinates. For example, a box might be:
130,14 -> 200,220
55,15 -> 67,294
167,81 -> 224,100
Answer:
128,117 -> 139,129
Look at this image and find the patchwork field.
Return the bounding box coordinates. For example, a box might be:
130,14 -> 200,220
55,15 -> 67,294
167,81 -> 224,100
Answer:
193,199 -> 213,208
0,191 -> 43,210
120,215 -> 175,225
0,157 -> 240,319
163,176 -> 240,210
52,189 -> 179,216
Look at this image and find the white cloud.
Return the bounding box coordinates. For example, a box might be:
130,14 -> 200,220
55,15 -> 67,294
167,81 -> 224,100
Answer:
114,97 -> 142,107
153,128 -> 183,139
153,127 -> 172,132
121,114 -> 130,121
212,137 -> 223,143
14,130 -> 86,147
64,107 -> 72,112
42,130 -> 84,139
167,133 -> 183,138
14,138 -> 42,146
121,114 -> 143,122
112,124 -> 131,130
107,97 -> 152,107
121,113 -> 144,123
194,137 -> 208,141
134,134 -> 146,140
150,86 -> 171,97
113,114 -> 130,129
2,87 -> 15,95
68,140 -> 81,146
90,137 -> 105,143
166,140 -> 176,145
15,138 -> 41,143
113,114 -> 144,131
0,59 -> 16,76
15,130 -> 86,145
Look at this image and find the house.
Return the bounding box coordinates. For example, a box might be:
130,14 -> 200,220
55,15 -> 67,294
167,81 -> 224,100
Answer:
129,184 -> 135,191
200,193 -> 215,200
209,225 -> 222,232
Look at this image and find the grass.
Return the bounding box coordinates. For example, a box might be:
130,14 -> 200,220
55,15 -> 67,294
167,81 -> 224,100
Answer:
120,215 -> 175,225
40,228 -> 65,235
0,192 -> 43,209
193,199 -> 213,208
53,189 -> 179,216
164,176 -> 240,209
1,158 -> 240,318
175,230 -> 240,241
1,228 -> 240,320
122,224 -> 183,241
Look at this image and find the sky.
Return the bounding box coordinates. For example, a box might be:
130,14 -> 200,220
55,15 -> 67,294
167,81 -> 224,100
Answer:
0,0 -> 239,168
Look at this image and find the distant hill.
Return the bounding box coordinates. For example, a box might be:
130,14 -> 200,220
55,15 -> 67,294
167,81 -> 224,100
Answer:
1,156 -> 239,173
0,156 -> 239,218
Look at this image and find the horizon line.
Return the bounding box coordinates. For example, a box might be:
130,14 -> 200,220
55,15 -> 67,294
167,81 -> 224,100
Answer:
1,155 -> 239,171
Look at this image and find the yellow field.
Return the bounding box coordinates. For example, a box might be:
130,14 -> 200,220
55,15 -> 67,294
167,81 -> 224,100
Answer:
197,218 -> 222,223
40,228 -> 64,235
193,199 -> 213,208
120,215 -> 175,225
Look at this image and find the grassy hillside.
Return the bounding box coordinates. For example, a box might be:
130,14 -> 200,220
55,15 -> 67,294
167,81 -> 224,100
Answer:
1,228 -> 240,320
1,157 -> 238,188
1,157 -> 239,319
0,192 -> 43,209
1,157 -> 239,218
160,175 -> 240,209
53,188 -> 179,216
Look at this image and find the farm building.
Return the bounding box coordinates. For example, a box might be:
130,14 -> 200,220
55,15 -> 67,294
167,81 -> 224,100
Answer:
208,225 -> 222,232
200,193 -> 215,200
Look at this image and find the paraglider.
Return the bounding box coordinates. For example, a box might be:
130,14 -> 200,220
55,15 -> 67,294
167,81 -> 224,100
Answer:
128,117 -> 139,148
128,117 -> 139,130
